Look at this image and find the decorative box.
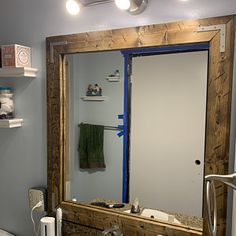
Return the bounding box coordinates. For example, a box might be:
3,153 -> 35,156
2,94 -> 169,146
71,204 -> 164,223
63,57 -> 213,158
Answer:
1,44 -> 31,68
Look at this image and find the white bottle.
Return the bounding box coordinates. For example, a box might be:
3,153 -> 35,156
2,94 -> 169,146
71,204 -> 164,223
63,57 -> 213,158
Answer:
56,208 -> 62,236
40,217 -> 55,236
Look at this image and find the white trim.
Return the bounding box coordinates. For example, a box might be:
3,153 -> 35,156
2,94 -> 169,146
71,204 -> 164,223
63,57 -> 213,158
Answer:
0,118 -> 23,128
0,67 -> 38,77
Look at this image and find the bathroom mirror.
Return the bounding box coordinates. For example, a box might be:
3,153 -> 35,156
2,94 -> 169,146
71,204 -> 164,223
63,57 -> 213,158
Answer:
47,15 -> 235,236
65,49 -> 207,227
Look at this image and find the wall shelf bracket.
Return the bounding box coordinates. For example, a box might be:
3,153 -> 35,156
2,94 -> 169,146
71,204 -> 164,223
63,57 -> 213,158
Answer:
196,24 -> 226,52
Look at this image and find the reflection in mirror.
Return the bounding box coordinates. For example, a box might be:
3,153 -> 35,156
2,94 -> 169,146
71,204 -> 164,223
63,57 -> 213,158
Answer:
129,51 -> 208,217
65,49 -> 209,231
66,51 -> 124,203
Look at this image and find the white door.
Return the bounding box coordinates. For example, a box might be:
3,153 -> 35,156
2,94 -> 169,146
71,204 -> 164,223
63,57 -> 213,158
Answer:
129,51 -> 208,217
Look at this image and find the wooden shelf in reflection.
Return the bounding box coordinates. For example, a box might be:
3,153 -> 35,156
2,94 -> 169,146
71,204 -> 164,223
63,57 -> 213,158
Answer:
81,96 -> 108,101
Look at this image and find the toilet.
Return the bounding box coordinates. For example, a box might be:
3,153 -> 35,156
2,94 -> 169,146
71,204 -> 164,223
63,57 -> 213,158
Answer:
0,229 -> 14,236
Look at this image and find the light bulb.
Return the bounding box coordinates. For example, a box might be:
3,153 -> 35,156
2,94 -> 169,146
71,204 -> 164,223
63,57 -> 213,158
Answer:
66,0 -> 80,15
115,0 -> 131,10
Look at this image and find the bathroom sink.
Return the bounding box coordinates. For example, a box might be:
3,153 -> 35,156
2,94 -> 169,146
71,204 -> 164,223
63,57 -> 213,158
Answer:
124,208 -> 181,224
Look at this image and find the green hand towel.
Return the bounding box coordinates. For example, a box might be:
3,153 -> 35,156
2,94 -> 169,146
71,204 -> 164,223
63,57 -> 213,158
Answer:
79,123 -> 106,169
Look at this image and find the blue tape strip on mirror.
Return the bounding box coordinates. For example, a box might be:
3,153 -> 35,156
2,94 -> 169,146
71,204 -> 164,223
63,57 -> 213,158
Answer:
117,131 -> 124,137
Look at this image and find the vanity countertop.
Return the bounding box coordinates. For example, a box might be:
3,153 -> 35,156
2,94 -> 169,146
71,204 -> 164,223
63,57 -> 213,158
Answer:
170,212 -> 203,229
90,198 -> 203,230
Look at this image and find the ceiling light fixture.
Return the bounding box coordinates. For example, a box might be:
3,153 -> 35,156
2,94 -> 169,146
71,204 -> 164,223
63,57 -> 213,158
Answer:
128,0 -> 148,15
66,0 -> 148,15
66,0 -> 80,15
115,0 -> 131,10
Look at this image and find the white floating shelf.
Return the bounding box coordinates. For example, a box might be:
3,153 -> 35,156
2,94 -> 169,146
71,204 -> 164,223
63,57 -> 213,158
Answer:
106,76 -> 120,82
81,96 -> 107,101
0,118 -> 23,128
0,67 -> 38,77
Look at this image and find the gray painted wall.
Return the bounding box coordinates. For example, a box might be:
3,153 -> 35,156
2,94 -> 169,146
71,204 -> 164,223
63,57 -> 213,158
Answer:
0,0 -> 235,235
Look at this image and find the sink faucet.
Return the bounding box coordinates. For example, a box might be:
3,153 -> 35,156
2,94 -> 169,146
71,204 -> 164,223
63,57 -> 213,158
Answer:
101,225 -> 123,236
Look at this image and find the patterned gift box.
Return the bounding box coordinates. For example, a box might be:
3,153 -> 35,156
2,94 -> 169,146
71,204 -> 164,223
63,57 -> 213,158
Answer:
1,44 -> 31,68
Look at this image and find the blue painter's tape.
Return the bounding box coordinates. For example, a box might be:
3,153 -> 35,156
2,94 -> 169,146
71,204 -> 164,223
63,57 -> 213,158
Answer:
118,114 -> 124,120
121,43 -> 209,57
118,125 -> 124,130
122,53 -> 129,203
117,131 -> 124,137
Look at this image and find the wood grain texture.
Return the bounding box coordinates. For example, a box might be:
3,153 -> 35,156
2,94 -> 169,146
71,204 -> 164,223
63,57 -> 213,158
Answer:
47,15 -> 235,235
61,202 -> 202,236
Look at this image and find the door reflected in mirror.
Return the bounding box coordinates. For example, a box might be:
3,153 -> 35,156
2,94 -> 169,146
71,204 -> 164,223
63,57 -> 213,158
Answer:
65,49 -> 208,230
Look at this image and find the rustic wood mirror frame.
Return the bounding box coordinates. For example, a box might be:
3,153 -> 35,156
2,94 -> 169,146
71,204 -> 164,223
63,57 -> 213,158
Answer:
47,15 -> 235,236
